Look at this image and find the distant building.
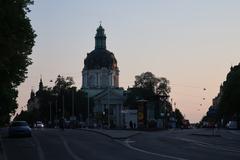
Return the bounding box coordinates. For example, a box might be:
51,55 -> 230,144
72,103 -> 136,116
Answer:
27,78 -> 43,111
82,25 -> 125,127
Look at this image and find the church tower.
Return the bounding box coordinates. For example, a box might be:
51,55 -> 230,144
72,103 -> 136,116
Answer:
81,25 -> 125,127
82,25 -> 119,89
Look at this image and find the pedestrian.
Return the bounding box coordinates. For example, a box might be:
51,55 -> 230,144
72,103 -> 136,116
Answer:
129,120 -> 133,129
133,123 -> 136,129
59,117 -> 65,130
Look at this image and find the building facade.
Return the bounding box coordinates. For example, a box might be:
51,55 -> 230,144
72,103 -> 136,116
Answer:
82,25 -> 125,127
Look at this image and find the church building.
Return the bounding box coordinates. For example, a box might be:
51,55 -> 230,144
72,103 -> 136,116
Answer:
82,24 -> 125,127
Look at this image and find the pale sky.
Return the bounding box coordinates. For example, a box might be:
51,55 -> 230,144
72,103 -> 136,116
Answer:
17,0 -> 240,123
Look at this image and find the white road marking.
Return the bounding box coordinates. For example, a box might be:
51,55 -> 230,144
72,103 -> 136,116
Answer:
124,139 -> 189,160
60,135 -> 84,160
173,137 -> 240,153
33,136 -> 46,160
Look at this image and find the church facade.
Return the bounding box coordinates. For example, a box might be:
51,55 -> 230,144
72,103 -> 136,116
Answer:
82,25 -> 125,127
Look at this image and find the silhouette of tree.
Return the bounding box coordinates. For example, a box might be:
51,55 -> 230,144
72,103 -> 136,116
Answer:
0,0 -> 36,125
156,77 -> 171,99
134,72 -> 171,98
16,75 -> 90,125
134,72 -> 160,93
175,108 -> 184,128
53,75 -> 75,93
219,64 -> 240,123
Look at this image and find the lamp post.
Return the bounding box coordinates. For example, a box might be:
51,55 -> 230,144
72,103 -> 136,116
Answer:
107,71 -> 111,128
49,102 -> 52,126
55,99 -> 58,125
107,86 -> 110,128
87,92 -> 90,127
62,94 -> 65,119
72,88 -> 75,117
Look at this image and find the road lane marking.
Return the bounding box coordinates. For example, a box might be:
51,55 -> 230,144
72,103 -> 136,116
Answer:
173,137 -> 240,153
60,135 -> 84,160
33,135 -> 46,160
124,139 -> 189,160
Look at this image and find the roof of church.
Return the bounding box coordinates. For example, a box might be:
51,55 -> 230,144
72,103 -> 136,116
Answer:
83,25 -> 118,70
84,49 -> 118,70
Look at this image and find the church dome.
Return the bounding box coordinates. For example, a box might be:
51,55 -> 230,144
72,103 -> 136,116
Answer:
84,49 -> 118,70
83,25 -> 118,70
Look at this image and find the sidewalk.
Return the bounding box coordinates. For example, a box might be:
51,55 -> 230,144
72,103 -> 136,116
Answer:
79,128 -> 141,139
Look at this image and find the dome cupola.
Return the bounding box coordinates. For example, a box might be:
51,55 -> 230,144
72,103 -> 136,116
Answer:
82,24 -> 120,89
95,24 -> 106,49
84,25 -> 118,70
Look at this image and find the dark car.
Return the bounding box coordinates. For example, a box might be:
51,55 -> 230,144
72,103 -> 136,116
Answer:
8,121 -> 32,137
34,121 -> 44,128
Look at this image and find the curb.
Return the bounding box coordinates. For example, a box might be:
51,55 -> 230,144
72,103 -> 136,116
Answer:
78,128 -> 141,140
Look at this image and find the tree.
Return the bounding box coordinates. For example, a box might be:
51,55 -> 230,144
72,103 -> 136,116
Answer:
134,72 -> 160,93
134,72 -> 171,98
219,64 -> 240,123
156,77 -> 171,100
0,0 -> 36,125
53,75 -> 75,93
175,108 -> 184,128
124,87 -> 156,108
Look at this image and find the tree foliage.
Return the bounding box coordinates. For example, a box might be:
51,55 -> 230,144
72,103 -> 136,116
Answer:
124,87 -> 156,108
15,76 -> 90,125
134,72 -> 159,92
134,72 -> 171,98
156,77 -> 171,98
53,75 -> 75,93
126,72 -> 172,113
0,0 -> 36,125
219,64 -> 240,119
175,108 -> 184,128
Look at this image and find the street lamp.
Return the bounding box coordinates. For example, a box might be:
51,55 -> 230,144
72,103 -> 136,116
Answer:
107,71 -> 112,128
49,102 -> 52,126
62,93 -> 65,119
107,86 -> 110,128
72,88 -> 75,117
87,92 -> 90,127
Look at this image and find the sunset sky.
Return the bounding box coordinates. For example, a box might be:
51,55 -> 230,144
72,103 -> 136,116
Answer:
17,0 -> 240,122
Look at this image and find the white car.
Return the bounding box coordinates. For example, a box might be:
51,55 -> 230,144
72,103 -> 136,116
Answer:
226,121 -> 237,129
35,121 -> 44,128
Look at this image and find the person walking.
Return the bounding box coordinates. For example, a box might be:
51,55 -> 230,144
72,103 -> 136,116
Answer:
129,120 -> 133,129
59,117 -> 65,130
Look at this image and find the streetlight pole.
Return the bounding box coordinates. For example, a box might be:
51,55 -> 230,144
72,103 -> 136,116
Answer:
107,86 -> 110,128
72,88 -> 75,117
107,71 -> 111,128
87,92 -> 90,127
62,94 -> 65,118
55,99 -> 58,120
49,102 -> 52,125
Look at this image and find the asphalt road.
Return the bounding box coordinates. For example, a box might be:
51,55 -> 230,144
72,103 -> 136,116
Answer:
0,128 -> 240,160
126,128 -> 240,160
0,129 -> 156,160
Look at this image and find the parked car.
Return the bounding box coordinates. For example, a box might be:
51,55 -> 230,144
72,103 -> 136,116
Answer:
226,121 -> 238,130
34,121 -> 44,128
8,121 -> 32,137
